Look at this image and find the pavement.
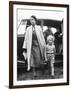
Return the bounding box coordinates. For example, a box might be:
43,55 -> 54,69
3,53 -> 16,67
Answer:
17,65 -> 63,81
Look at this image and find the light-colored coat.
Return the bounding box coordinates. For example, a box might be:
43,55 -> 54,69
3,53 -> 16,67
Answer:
23,25 -> 46,70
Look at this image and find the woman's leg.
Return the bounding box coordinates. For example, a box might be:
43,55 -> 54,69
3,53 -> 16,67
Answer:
32,67 -> 36,77
31,48 -> 37,77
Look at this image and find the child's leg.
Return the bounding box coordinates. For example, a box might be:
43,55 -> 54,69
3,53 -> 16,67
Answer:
51,55 -> 55,76
51,62 -> 54,76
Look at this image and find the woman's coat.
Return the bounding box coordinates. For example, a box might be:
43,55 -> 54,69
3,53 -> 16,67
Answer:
23,25 -> 46,70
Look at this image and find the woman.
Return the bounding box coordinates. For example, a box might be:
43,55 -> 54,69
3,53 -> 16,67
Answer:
23,15 -> 46,76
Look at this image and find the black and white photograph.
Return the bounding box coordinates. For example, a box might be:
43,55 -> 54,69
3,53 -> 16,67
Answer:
9,1 -> 69,88
17,7 -> 63,80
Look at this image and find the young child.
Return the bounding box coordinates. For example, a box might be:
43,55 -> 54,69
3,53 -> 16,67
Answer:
45,35 -> 56,78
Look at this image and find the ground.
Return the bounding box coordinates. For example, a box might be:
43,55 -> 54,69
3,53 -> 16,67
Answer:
17,64 -> 63,80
